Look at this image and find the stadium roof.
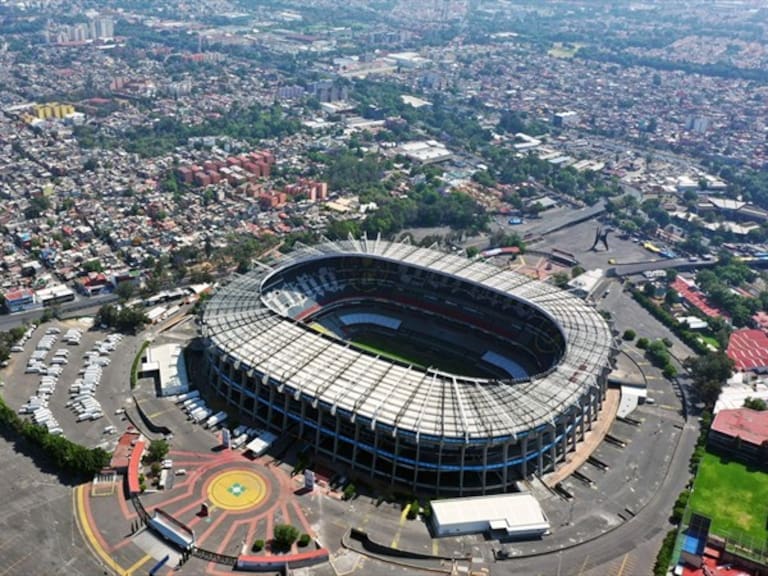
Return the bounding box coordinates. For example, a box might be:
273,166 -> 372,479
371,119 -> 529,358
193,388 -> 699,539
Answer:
201,238 -> 613,442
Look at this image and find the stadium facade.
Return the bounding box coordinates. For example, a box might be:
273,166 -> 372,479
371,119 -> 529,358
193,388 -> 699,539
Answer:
200,239 -> 614,496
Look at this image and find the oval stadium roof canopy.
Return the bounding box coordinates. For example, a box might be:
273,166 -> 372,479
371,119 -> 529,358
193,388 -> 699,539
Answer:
201,238 -> 613,443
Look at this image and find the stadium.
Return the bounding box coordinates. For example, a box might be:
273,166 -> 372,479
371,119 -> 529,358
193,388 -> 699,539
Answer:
200,239 -> 614,496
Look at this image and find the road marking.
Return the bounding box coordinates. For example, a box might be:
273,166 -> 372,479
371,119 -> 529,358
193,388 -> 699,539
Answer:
125,554 -> 151,575
0,549 -> 36,575
390,505 -> 410,549
616,553 -> 630,576
577,554 -> 590,575
74,485 -> 128,576
432,539 -> 439,555
149,408 -> 173,418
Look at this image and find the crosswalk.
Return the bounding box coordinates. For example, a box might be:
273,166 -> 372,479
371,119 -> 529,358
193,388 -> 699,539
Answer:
91,471 -> 119,496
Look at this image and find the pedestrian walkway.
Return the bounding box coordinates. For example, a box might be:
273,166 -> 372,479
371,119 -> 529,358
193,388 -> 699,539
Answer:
543,388 -> 620,487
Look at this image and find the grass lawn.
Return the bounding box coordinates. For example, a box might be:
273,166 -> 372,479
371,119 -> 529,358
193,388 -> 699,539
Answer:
347,331 -> 491,376
349,336 -> 427,369
688,451 -> 768,545
698,335 -> 720,350
548,42 -> 584,58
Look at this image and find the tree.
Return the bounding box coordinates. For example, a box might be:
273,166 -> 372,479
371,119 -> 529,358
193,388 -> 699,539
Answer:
115,282 -> 135,302
82,259 -> 103,273
744,397 -> 767,411
342,483 -> 356,500
665,268 -> 678,282
662,364 -> 678,379
636,337 -> 649,349
622,329 -> 636,341
647,340 -> 671,368
95,304 -> 148,334
146,439 -> 169,463
407,498 -> 420,519
684,352 -> 735,407
643,282 -> 657,297
670,489 -> 689,524
326,219 -> 361,240
665,288 -> 679,306
654,530 -> 677,576
552,272 -> 570,289
272,524 -> 299,551
25,195 -> 51,219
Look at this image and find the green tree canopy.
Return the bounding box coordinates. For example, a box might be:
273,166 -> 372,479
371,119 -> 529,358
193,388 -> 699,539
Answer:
146,439 -> 169,463
272,524 -> 299,551
684,352 -> 735,407
743,397 -> 767,411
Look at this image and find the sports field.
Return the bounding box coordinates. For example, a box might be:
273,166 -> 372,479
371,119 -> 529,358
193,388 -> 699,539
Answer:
350,335 -> 427,369
687,451 -> 768,545
348,331 -> 493,377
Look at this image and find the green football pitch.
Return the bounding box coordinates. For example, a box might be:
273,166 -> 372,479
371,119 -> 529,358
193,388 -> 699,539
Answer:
687,451 -> 768,545
347,331 -> 492,377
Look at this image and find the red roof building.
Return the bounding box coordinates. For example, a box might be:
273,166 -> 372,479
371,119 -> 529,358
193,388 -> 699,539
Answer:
3,288 -> 36,312
109,428 -> 141,471
726,328 -> 768,371
672,277 -> 727,319
708,407 -> 768,465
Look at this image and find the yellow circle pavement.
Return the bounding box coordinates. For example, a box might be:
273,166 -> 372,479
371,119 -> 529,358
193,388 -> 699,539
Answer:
207,469 -> 268,511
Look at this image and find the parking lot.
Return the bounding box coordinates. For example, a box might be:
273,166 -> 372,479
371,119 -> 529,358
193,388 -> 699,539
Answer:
2,318 -> 141,449
0,424 -> 104,576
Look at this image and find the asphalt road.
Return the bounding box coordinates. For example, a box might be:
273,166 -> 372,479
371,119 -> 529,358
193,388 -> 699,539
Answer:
498,420 -> 697,576
0,434 -> 103,576
0,293 -> 118,332
522,200 -> 607,238
612,258 -> 717,277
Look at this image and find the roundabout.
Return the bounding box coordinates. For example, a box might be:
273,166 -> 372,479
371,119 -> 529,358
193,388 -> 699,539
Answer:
206,469 -> 269,512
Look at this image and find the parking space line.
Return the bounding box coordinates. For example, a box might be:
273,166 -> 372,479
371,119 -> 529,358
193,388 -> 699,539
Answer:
616,552 -> 630,576
125,554 -> 151,575
0,549 -> 36,576
577,554 -> 590,575
390,506 -> 409,549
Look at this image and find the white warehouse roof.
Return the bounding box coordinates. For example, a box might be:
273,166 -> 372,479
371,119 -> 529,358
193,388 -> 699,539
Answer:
431,492 -> 550,537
